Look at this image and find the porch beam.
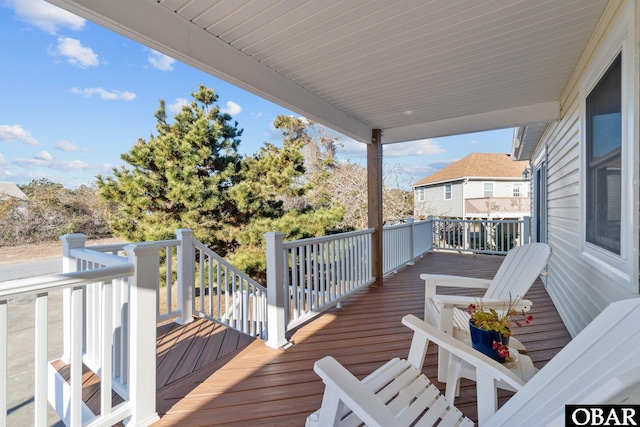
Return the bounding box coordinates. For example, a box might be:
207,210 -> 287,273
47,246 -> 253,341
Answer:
368,130 -> 383,287
381,101 -> 560,144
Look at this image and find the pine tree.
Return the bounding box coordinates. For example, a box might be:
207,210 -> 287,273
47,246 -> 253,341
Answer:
97,85 -> 243,254
97,86 -> 345,281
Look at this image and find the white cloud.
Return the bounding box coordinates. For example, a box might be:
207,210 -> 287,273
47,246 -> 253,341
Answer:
14,157 -> 90,170
337,137 -> 367,158
0,153 -> 7,166
55,140 -> 85,152
0,124 -> 39,145
148,50 -> 175,71
10,0 -> 85,34
167,98 -> 189,114
221,101 -> 242,116
34,150 -> 52,160
50,37 -> 99,68
383,139 -> 445,158
71,87 -> 136,101
469,140 -> 479,144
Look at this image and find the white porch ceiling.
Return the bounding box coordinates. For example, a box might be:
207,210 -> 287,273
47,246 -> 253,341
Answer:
47,0 -> 609,145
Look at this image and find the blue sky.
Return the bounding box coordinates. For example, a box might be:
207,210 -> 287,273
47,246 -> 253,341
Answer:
0,0 -> 516,190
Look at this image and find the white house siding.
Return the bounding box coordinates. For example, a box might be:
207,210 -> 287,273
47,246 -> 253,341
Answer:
415,181 -> 464,218
530,0 -> 638,337
464,180 -> 526,199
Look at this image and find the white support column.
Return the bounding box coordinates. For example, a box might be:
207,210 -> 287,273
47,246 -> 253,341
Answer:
34,293 -> 48,427
60,234 -> 87,364
175,229 -> 194,325
407,218 -> 415,265
0,300 -> 6,427
125,243 -> 160,427
70,286 -> 83,427
265,232 -> 288,349
523,216 -> 531,244
426,215 -> 434,252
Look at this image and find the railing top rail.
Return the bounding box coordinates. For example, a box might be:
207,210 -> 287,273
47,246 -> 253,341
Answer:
433,218 -> 523,224
83,243 -> 128,253
382,222 -> 412,231
465,197 -> 530,200
192,238 -> 266,292
69,240 -> 179,264
68,247 -> 127,266
0,264 -> 134,300
282,228 -> 374,249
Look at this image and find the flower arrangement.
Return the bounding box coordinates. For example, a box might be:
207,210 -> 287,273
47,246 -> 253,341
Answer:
467,294 -> 533,360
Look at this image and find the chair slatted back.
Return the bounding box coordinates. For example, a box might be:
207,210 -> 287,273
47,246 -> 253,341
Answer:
484,243 -> 551,301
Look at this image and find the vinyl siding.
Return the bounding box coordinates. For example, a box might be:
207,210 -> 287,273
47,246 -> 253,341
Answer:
414,182 -> 464,218
530,0 -> 639,337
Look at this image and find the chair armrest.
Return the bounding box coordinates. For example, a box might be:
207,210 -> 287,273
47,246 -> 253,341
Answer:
420,274 -> 493,289
311,356 -> 403,427
433,295 -> 533,312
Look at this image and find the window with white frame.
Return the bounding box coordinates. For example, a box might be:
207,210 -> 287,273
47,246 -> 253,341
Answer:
586,54 -> 621,255
513,183 -> 522,197
444,184 -> 452,200
483,182 -> 494,198
417,187 -> 425,201
579,1 -> 636,292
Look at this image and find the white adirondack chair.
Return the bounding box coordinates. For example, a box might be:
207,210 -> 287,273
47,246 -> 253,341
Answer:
422,242 -> 551,381
307,298 -> 640,427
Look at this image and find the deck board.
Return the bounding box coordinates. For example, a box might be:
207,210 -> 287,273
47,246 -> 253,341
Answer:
153,251 -> 572,426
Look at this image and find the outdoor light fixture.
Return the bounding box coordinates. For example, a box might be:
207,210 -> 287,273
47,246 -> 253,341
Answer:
522,168 -> 530,181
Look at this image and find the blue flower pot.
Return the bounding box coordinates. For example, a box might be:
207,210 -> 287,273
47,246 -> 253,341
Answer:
469,320 -> 509,362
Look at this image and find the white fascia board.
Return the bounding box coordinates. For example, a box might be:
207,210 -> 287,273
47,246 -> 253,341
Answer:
412,178 -> 466,188
381,101 -> 560,144
46,0 -> 372,143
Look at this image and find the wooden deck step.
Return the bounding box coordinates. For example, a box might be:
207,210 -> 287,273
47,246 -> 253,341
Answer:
50,318 -> 255,419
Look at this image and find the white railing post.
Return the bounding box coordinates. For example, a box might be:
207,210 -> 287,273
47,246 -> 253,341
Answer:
265,232 -> 288,349
175,229 -> 194,325
60,234 -> 87,364
407,218 -> 415,265
426,216 -> 434,252
523,216 -> 531,244
125,243 -> 160,427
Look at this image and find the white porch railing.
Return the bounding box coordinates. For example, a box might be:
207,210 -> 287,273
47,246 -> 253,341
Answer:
0,239 -> 158,427
264,229 -> 375,349
0,217 -> 531,425
191,238 -> 267,339
382,218 -> 433,274
431,217 -> 530,255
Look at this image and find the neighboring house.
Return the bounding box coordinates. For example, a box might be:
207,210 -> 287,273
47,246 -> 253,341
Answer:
0,182 -> 27,206
512,0 -> 638,336
412,153 -> 530,220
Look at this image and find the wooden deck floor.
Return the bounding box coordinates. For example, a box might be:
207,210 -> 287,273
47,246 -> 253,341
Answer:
149,251 -> 571,426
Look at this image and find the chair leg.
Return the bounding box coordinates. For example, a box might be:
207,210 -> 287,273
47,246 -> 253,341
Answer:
445,354 -> 462,403
438,347 -> 450,383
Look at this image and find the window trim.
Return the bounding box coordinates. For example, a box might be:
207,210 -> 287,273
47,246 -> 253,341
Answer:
417,187 -> 425,202
512,183 -> 522,198
483,182 -> 494,198
579,3 -> 636,292
444,184 -> 452,200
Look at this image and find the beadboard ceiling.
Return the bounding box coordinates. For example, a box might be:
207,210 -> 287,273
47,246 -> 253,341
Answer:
47,0 -> 609,145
